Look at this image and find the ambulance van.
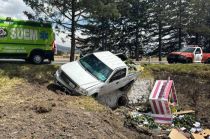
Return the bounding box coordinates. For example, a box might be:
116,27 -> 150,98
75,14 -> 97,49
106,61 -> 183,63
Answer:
0,17 -> 55,64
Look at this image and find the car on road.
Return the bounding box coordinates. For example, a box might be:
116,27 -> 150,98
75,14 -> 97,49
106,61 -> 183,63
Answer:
167,46 -> 210,64
54,51 -> 138,97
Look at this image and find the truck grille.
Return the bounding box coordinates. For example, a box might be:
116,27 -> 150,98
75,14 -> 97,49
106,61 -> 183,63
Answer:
60,71 -> 77,89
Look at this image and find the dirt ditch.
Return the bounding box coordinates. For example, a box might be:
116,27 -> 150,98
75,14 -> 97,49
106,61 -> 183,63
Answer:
1,63 -> 210,138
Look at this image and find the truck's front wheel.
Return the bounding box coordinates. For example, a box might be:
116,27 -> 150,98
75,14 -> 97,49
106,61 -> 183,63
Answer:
91,93 -> 98,98
31,53 -> 43,64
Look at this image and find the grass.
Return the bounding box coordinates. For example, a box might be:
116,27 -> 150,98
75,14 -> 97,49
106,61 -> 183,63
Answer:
0,64 -> 59,83
0,75 -> 25,102
141,64 -> 210,79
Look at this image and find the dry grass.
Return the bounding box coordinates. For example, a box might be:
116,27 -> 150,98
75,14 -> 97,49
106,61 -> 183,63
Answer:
0,75 -> 25,102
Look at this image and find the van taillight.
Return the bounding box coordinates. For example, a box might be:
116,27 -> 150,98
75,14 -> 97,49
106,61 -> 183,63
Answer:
52,41 -> 56,53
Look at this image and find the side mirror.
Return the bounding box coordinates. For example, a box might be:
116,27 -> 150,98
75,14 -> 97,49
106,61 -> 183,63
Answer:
6,17 -> 11,21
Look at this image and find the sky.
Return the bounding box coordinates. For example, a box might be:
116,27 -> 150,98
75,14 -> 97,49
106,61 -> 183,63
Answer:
0,0 -> 72,47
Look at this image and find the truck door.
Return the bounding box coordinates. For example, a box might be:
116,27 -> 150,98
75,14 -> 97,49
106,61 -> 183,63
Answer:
101,68 -> 127,94
194,48 -> 202,63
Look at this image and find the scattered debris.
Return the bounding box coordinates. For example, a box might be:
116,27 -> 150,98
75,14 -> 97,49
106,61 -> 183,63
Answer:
169,129 -> 188,139
125,78 -> 208,138
192,129 -> 210,139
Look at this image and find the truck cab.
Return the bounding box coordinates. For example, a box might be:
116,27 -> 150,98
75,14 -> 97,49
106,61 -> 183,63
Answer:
167,46 -> 204,63
54,51 -> 137,97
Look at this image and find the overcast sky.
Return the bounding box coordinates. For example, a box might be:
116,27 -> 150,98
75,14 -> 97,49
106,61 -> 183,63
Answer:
0,0 -> 71,47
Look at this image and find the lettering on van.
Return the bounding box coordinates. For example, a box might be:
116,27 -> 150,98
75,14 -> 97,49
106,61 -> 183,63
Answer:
0,28 -> 7,38
10,28 -> 49,40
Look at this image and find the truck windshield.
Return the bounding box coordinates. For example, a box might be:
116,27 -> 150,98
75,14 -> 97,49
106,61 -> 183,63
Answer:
79,54 -> 113,82
179,47 -> 195,53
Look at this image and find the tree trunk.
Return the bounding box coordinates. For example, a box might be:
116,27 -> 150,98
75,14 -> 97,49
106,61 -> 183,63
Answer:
70,0 -> 76,62
135,28 -> 140,61
158,20 -> 162,62
178,0 -> 182,49
195,33 -> 199,45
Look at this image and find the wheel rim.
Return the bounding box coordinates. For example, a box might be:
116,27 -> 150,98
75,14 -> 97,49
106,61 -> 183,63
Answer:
33,55 -> 42,64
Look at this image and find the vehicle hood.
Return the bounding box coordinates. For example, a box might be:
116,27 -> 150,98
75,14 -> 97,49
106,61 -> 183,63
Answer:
169,52 -> 193,57
61,61 -> 102,89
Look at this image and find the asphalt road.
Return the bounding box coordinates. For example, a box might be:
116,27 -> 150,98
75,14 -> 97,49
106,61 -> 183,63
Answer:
0,59 -> 168,65
0,59 -> 68,65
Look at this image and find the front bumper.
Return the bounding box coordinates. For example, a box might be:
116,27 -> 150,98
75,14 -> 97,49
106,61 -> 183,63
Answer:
54,71 -> 87,95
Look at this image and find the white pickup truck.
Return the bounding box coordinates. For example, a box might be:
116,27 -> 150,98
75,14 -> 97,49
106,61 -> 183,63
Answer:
54,51 -> 138,97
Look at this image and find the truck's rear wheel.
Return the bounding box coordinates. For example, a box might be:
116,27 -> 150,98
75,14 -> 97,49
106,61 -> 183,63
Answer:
168,60 -> 173,64
205,59 -> 210,64
31,53 -> 43,64
117,96 -> 128,107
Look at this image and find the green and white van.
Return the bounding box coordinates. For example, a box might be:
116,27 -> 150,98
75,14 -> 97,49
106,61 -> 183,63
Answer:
0,17 -> 55,64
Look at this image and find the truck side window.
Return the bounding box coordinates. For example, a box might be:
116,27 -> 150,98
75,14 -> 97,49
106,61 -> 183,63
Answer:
195,48 -> 201,54
109,68 -> 126,83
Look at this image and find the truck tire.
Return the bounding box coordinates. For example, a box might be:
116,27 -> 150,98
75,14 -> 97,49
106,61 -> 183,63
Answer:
30,53 -> 44,64
119,80 -> 134,91
117,95 -> 128,107
186,58 -> 192,63
205,59 -> 210,64
91,93 -> 98,98
168,60 -> 173,64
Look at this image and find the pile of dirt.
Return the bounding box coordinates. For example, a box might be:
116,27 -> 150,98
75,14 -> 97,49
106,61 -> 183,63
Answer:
0,82 -> 142,138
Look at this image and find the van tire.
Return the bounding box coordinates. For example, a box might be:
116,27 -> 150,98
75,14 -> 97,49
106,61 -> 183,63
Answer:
30,53 -> 43,64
